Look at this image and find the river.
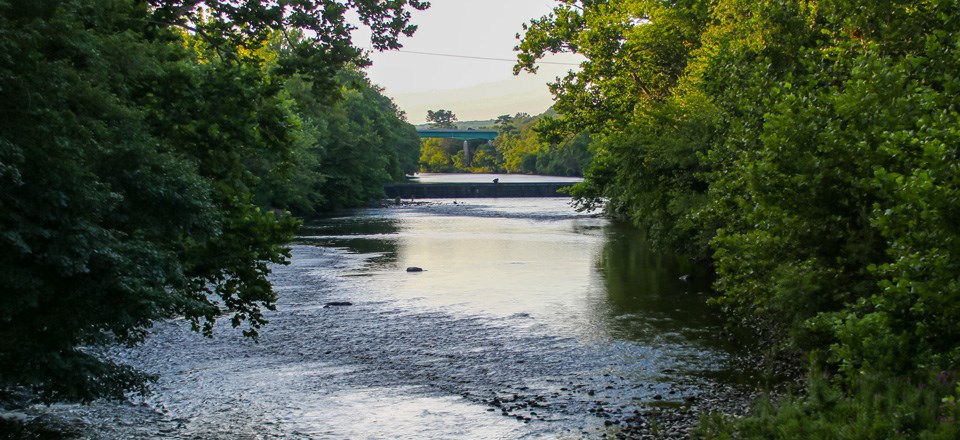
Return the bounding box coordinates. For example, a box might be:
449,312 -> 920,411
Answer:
37,191 -> 755,439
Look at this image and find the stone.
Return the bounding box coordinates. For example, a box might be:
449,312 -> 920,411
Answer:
324,301 -> 353,307
406,267 -> 424,272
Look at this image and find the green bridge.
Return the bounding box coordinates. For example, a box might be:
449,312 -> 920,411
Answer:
416,129 -> 498,161
416,129 -> 498,141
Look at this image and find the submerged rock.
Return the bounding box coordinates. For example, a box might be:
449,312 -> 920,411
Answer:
406,267 -> 424,272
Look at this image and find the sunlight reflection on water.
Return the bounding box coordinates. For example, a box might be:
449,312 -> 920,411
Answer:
58,196 -> 749,439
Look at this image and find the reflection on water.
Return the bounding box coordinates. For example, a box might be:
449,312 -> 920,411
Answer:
299,199 -> 729,351
63,197 -> 750,439
598,224 -> 726,346
298,216 -> 402,265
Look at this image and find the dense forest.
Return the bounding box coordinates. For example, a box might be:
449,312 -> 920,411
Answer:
418,111 -> 594,176
518,0 -> 960,437
0,0 -> 423,403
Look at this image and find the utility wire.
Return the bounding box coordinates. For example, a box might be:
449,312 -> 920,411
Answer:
364,48 -> 581,66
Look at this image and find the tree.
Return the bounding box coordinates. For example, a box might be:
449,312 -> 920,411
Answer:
695,2 -> 960,434
419,138 -> 455,172
700,0 -> 960,375
521,0 -> 960,436
489,111 -> 592,177
516,0 -> 712,254
251,66 -> 420,214
0,0 -> 427,403
426,109 -> 458,129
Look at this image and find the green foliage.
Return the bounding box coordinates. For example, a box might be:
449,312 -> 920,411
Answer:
700,0 -> 960,433
468,145 -> 499,173
699,372 -> 960,440
701,0 -> 960,373
259,68 -> 420,213
426,109 -> 457,129
0,0 -> 220,402
534,131 -> 591,176
517,0 -> 709,134
518,0 -> 713,254
419,138 -> 456,172
496,113 -> 541,173
521,0 -> 960,436
148,0 -> 428,92
0,0 -> 426,402
495,111 -> 592,176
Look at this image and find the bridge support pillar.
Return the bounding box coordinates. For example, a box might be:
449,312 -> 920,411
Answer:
463,140 -> 470,163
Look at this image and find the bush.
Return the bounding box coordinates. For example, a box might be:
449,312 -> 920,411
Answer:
699,371 -> 960,439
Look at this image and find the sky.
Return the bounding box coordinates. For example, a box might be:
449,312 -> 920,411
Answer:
351,0 -> 582,124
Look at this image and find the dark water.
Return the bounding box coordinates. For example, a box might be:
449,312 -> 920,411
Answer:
48,197 -> 751,439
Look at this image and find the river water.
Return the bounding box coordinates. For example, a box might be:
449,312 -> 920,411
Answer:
44,194 -> 754,439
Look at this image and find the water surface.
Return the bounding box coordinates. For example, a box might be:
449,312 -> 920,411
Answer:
58,197 -> 749,438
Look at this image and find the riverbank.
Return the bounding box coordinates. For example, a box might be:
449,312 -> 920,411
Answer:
1,380 -> 765,439
617,384 -> 761,438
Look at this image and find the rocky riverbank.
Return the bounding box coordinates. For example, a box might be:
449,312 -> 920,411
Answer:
1,382 -> 765,439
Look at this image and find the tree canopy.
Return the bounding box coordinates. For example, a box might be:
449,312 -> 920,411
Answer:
259,67 -> 421,213
0,0 -> 425,403
425,109 -> 458,129
519,0 -> 960,436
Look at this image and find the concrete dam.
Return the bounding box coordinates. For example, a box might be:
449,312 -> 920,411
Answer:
384,182 -> 573,199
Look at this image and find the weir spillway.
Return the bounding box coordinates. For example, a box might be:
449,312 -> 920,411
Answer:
384,182 -> 573,199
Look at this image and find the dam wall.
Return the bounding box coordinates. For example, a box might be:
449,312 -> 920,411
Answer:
384,182 -> 572,199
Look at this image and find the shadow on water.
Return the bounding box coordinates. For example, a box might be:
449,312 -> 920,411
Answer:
597,223 -> 719,339
297,213 -> 401,237
296,214 -> 402,268
596,222 -> 760,385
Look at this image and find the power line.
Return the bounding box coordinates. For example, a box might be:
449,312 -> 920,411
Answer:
365,48 -> 581,66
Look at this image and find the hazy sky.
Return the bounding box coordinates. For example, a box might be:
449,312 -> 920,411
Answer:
352,0 -> 582,124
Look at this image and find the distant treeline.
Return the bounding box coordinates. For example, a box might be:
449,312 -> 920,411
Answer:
418,112 -> 593,177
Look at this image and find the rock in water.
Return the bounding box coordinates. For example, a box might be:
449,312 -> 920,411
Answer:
324,301 -> 353,307
406,267 -> 424,272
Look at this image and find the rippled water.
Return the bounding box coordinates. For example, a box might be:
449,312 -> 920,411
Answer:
52,197 -> 752,439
